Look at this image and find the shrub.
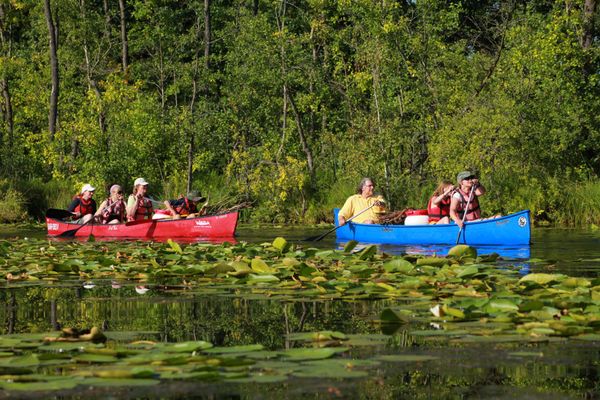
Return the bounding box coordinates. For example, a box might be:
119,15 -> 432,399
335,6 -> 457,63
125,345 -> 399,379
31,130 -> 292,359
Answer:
0,188 -> 28,223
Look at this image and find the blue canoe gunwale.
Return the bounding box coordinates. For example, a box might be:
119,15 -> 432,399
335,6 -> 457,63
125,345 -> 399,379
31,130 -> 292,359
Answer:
334,209 -> 531,246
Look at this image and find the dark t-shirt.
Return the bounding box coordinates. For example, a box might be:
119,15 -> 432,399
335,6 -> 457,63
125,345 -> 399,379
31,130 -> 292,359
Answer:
168,198 -> 198,214
67,197 -> 97,215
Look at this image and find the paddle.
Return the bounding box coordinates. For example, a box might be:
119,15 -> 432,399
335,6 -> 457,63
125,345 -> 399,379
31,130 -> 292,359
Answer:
58,217 -> 95,238
125,219 -> 156,227
46,208 -> 75,220
305,203 -> 377,242
455,184 -> 476,245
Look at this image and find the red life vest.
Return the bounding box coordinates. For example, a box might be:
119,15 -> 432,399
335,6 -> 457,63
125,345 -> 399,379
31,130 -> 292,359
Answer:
72,195 -> 95,216
454,188 -> 481,221
427,196 -> 451,222
135,198 -> 153,221
100,198 -> 125,224
173,198 -> 198,215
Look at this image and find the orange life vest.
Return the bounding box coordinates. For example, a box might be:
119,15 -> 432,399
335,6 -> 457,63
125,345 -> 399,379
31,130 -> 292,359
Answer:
427,196 -> 451,222
129,196 -> 153,221
72,195 -> 95,216
454,188 -> 481,221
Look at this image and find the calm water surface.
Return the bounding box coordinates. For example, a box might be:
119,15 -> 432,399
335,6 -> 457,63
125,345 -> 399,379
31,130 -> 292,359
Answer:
0,224 -> 599,399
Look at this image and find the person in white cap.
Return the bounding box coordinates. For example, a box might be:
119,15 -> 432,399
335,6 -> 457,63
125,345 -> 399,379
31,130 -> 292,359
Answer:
67,184 -> 97,224
126,178 -> 153,221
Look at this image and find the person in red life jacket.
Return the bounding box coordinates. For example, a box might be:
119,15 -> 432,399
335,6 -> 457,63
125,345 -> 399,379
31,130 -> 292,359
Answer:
154,190 -> 207,220
67,184 -> 97,224
427,180 -> 454,224
450,171 -> 500,228
95,184 -> 126,224
126,178 -> 153,221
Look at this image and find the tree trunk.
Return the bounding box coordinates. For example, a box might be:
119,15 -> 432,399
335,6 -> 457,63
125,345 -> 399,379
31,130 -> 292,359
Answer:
80,1 -> 106,137
582,0 -> 596,50
0,3 -> 14,146
187,132 -> 194,194
119,0 -> 128,72
204,0 -> 211,71
287,90 -> 314,177
44,0 -> 59,141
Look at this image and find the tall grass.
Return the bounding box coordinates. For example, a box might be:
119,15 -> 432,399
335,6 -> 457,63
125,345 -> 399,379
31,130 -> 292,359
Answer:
554,180 -> 600,226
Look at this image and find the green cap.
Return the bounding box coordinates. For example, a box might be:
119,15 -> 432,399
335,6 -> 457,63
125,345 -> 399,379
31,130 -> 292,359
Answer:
457,171 -> 475,183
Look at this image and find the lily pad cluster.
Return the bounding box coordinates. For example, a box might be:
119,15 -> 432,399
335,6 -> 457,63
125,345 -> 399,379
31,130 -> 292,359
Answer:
0,329 -> 410,392
1,237 -> 599,342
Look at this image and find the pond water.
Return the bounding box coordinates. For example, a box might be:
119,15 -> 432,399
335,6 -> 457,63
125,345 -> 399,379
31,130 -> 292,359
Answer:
0,224 -> 599,399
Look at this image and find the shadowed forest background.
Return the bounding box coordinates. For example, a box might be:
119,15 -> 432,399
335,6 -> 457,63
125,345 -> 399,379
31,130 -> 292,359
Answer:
0,0 -> 599,225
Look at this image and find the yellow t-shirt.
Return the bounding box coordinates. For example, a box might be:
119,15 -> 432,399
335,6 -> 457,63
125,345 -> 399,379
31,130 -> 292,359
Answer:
339,194 -> 386,224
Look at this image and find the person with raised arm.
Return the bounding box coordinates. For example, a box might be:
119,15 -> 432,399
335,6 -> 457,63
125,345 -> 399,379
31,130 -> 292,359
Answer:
126,178 -> 153,221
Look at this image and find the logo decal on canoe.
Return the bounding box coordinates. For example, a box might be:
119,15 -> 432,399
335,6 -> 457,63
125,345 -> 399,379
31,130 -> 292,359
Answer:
518,216 -> 527,227
195,220 -> 210,226
48,223 -> 59,231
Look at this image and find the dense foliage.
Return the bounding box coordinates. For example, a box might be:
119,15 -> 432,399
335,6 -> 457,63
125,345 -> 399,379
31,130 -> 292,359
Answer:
0,0 -> 599,223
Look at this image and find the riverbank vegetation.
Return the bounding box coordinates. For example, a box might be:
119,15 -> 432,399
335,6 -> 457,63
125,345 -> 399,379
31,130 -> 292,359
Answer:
0,1 -> 598,225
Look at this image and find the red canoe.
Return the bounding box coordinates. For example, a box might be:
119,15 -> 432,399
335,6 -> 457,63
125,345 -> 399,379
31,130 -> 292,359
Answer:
46,212 -> 239,239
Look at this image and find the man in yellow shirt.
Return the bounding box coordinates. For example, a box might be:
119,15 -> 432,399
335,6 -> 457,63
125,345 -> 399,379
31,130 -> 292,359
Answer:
338,178 -> 386,225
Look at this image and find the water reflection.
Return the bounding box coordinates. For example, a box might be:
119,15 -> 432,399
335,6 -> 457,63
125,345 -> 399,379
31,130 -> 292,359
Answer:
0,284 -> 599,398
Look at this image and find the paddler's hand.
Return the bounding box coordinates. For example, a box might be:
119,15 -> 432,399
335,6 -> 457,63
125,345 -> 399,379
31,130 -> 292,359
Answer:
172,213 -> 181,220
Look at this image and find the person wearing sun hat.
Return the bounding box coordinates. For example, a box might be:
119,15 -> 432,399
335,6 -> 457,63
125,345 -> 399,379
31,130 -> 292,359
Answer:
450,170 -> 499,227
126,178 -> 153,221
154,189 -> 208,220
67,183 -> 97,224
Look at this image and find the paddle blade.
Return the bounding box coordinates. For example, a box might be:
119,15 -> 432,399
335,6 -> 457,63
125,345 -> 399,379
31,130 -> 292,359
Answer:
304,226 -> 338,241
46,208 -> 75,220
57,227 -> 81,238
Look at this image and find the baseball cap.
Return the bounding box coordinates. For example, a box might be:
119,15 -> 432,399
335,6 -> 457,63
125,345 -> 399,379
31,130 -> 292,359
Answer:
134,178 -> 149,186
81,184 -> 96,193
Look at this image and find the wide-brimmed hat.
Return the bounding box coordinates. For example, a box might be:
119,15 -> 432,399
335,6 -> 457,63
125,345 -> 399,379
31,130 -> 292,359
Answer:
81,184 -> 96,193
187,190 -> 206,203
134,177 -> 149,186
456,171 -> 476,183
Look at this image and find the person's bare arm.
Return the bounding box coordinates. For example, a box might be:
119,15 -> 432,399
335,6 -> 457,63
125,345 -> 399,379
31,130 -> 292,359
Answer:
164,200 -> 178,216
449,196 -> 463,228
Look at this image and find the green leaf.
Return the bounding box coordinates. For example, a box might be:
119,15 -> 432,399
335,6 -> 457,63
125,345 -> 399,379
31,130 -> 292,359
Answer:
383,259 -> 414,273
343,240 -> 359,253
167,239 -> 183,254
272,237 -> 290,252
280,347 -> 344,361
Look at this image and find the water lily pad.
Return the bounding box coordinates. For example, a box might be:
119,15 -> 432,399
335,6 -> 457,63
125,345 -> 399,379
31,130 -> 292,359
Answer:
343,240 -> 359,253
383,259 -> 414,273
280,347 -> 345,361
203,344 -> 264,354
375,354 -> 438,362
0,379 -> 79,391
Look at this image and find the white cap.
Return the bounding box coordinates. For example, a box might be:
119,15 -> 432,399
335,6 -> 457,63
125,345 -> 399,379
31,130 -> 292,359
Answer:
134,178 -> 149,186
81,184 -> 96,193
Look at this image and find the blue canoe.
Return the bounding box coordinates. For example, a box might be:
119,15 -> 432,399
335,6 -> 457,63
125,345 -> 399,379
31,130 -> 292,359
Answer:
334,209 -> 531,246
